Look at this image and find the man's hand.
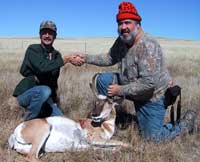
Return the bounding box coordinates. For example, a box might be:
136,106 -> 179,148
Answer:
63,54 -> 85,66
107,84 -> 121,96
70,54 -> 85,66
63,55 -> 71,64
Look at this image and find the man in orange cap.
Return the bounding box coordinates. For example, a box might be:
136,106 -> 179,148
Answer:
73,2 -> 196,142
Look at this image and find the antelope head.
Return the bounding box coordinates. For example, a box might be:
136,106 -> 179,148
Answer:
89,73 -> 117,125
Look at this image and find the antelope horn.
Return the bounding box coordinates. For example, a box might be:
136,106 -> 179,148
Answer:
89,73 -> 101,99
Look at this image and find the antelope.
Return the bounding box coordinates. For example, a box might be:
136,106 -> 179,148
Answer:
8,74 -> 129,162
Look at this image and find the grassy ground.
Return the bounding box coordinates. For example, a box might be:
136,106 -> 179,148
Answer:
0,37 -> 199,162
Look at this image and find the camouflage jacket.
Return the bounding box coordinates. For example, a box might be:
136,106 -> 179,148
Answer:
85,33 -> 172,102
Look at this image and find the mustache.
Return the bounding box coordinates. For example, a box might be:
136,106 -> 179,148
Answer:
43,37 -> 52,41
119,29 -> 130,35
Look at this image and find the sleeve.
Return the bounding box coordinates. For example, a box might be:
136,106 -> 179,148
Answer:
85,52 -> 114,66
119,42 -> 161,101
21,45 -> 64,75
85,37 -> 127,66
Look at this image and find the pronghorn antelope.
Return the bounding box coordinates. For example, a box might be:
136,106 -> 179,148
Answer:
8,75 -> 129,162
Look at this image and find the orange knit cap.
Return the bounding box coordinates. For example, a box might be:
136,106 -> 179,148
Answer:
116,2 -> 142,22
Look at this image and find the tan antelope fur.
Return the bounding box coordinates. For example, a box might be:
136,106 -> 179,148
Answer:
8,96 -> 129,161
8,74 -> 129,161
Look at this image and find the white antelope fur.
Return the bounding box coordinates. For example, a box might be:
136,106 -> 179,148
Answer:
8,101 -> 128,160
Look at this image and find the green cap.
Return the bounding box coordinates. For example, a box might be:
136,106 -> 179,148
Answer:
39,20 -> 57,33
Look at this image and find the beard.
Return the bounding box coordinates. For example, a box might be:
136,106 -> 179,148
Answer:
118,27 -> 138,44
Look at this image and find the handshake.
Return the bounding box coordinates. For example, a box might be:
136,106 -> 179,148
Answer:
63,54 -> 85,66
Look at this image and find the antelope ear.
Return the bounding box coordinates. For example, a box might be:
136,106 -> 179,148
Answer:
112,102 -> 119,109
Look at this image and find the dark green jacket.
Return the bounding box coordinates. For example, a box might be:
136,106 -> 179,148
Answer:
13,44 -> 64,102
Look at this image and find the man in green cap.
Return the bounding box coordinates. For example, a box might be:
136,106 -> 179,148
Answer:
13,20 -> 80,120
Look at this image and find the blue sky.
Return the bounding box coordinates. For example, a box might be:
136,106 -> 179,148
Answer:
0,0 -> 199,40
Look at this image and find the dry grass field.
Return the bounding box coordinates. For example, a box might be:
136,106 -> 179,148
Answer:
0,37 -> 200,162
